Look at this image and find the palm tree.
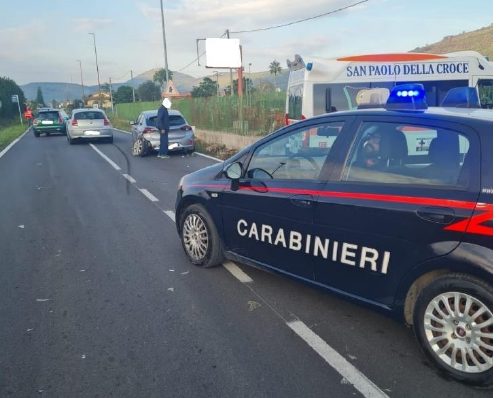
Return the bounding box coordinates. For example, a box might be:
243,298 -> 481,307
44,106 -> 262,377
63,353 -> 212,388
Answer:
269,60 -> 282,90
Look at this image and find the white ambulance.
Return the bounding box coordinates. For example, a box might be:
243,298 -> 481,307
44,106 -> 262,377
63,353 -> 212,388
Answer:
285,51 -> 493,124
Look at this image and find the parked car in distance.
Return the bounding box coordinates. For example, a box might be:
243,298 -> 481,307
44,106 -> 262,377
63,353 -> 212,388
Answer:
66,108 -> 113,144
32,108 -> 69,137
131,109 -> 195,156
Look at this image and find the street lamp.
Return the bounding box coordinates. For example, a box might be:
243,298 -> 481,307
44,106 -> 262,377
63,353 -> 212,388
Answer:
159,0 -> 169,88
76,60 -> 85,103
88,32 -> 102,107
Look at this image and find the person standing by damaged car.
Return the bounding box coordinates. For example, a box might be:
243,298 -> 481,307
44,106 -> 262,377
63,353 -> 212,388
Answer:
157,97 -> 171,158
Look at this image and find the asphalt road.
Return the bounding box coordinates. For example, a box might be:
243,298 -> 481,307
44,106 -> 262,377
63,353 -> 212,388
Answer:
0,129 -> 492,398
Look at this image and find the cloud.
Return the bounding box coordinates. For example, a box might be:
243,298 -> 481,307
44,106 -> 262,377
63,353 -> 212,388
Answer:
0,21 -> 48,62
72,18 -> 113,32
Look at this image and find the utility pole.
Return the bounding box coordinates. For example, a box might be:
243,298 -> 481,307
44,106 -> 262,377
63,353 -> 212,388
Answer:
109,77 -> 114,114
226,29 -> 233,96
214,71 -> 219,96
77,60 -> 85,103
160,0 -> 169,87
89,32 -> 102,107
130,70 -> 136,102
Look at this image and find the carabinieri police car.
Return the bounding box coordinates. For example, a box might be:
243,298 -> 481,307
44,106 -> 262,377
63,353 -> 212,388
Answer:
175,84 -> 493,386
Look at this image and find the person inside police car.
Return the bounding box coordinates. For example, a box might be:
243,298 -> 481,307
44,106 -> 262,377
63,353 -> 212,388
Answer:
355,130 -> 385,170
157,97 -> 171,159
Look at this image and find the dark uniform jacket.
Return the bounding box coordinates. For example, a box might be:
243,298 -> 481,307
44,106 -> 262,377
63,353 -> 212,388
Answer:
157,105 -> 170,132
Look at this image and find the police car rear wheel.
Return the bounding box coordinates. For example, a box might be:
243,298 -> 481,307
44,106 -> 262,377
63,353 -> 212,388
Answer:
413,274 -> 493,386
180,204 -> 223,268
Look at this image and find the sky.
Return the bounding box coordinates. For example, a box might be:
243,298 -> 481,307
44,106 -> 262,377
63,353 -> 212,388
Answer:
0,0 -> 493,85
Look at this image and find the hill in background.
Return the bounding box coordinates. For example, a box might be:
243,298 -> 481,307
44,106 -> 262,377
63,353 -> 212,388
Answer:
412,24 -> 492,60
21,25 -> 493,101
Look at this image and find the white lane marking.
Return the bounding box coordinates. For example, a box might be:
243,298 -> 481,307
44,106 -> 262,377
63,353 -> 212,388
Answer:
0,128 -> 30,160
287,320 -> 388,398
122,173 -> 136,183
139,188 -> 159,202
194,152 -> 222,162
223,261 -> 253,283
89,143 -> 121,170
164,210 -> 176,222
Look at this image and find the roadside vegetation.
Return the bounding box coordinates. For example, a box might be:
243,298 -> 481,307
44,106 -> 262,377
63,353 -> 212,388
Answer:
0,122 -> 27,151
113,92 -> 285,136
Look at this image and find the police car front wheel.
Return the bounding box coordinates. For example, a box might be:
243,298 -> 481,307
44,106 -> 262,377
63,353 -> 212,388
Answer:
180,204 -> 223,268
413,273 -> 493,386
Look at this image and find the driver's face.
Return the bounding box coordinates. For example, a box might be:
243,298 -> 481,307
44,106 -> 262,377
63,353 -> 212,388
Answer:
362,134 -> 381,167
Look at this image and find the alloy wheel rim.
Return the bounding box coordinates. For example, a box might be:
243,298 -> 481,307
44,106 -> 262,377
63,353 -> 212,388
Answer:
183,214 -> 209,261
133,139 -> 143,155
423,291 -> 493,373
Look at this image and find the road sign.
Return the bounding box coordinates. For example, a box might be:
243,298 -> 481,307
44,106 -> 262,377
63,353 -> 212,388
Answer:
11,94 -> 19,103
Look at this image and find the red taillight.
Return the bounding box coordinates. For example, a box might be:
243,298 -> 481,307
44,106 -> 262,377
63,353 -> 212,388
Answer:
104,118 -> 110,126
284,113 -> 289,125
180,125 -> 192,131
143,127 -> 156,133
301,114 -> 306,120
71,119 -> 78,126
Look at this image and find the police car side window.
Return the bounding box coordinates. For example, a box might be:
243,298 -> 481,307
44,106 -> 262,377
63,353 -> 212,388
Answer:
247,122 -> 343,181
342,122 -> 472,187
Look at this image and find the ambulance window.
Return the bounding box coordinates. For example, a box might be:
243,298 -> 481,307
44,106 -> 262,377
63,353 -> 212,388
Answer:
288,84 -> 303,119
342,122 -> 473,188
248,122 -> 344,181
477,79 -> 493,109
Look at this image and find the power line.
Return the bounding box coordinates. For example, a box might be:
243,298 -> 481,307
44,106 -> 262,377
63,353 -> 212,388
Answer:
230,0 -> 369,34
176,31 -> 228,72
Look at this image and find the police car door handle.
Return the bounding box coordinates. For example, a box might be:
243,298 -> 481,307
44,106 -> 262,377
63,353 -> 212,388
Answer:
290,194 -> 314,208
416,206 -> 456,225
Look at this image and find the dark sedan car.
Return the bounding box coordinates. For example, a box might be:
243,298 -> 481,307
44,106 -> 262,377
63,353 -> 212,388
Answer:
175,85 -> 493,386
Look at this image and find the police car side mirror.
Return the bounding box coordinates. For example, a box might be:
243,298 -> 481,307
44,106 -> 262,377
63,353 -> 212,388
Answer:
224,162 -> 243,180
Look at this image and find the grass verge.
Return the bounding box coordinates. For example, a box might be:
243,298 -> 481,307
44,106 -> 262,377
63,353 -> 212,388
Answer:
0,123 -> 27,151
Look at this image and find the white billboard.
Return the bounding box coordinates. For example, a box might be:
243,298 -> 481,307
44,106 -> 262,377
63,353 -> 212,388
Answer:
205,38 -> 241,68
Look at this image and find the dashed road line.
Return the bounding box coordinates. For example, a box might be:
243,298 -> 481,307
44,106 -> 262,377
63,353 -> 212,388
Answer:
194,152 -> 222,162
287,320 -> 388,398
223,261 -> 254,283
164,210 -> 176,222
87,140 -> 386,397
122,173 -> 136,183
89,143 -> 121,170
139,188 -> 159,202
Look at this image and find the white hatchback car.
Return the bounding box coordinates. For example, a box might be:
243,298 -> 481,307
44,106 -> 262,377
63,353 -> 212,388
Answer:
67,108 -> 114,144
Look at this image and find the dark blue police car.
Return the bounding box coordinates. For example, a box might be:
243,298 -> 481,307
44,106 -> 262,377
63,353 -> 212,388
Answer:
175,85 -> 493,386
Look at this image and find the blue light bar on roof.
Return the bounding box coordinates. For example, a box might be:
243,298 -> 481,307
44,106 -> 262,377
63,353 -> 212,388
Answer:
386,83 -> 427,110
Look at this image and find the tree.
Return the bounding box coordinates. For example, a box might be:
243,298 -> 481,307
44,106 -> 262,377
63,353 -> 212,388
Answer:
153,68 -> 174,87
35,87 -> 45,106
191,77 -> 218,97
137,80 -> 161,102
232,78 -> 254,95
0,76 -> 26,121
114,85 -> 134,104
269,60 -> 282,89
